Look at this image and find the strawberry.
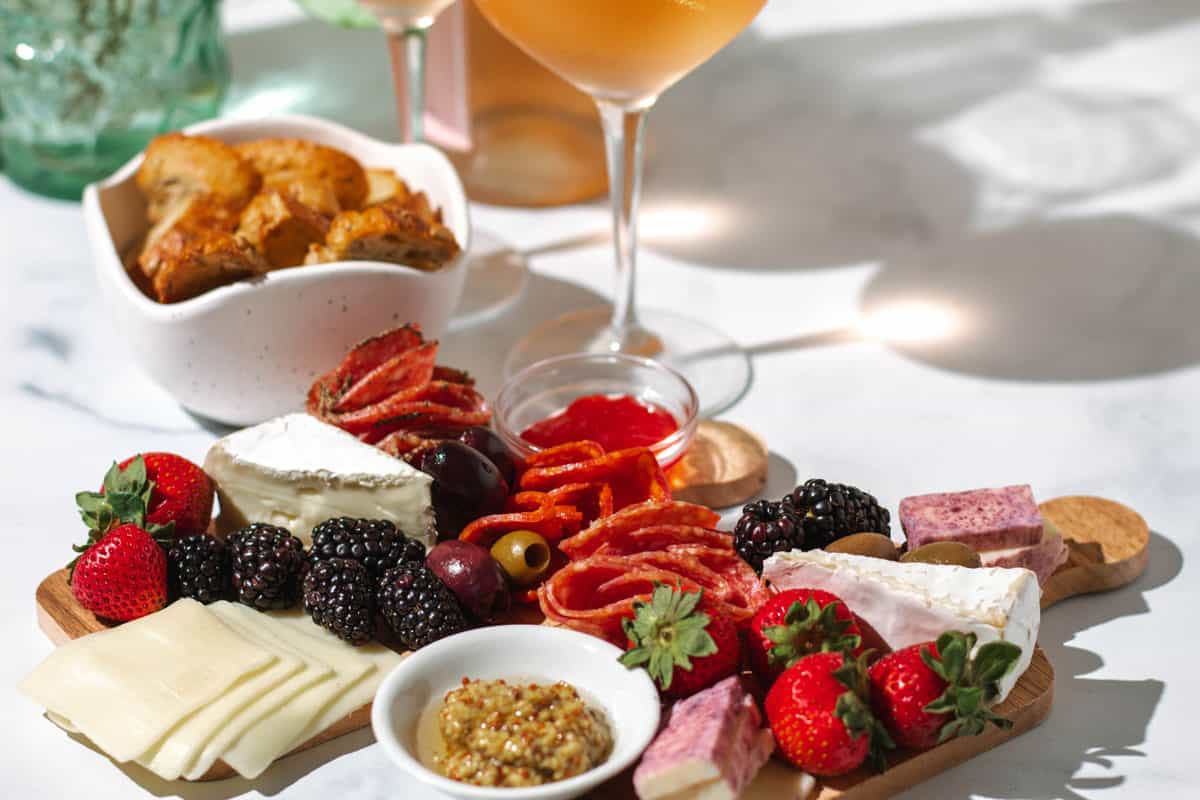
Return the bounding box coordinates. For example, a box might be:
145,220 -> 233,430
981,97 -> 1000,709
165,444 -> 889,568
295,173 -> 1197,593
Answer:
70,523 -> 168,621
869,631 -> 1020,750
748,588 -> 864,685
765,651 -> 893,776
100,455 -> 213,537
619,583 -> 741,699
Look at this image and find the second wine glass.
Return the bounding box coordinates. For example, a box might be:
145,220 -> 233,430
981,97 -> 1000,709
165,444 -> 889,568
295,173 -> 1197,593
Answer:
359,0 -> 457,142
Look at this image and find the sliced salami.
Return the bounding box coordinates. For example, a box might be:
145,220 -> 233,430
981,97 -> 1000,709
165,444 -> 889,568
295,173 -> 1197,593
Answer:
559,501 -> 722,559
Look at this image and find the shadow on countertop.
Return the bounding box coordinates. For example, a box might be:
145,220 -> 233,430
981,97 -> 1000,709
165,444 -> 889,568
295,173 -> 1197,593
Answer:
861,215 -> 1200,382
643,0 -> 1200,273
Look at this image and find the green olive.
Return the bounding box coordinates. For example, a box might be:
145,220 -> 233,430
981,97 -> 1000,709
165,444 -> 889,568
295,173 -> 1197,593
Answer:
826,533 -> 899,560
490,530 -> 552,586
900,541 -> 982,568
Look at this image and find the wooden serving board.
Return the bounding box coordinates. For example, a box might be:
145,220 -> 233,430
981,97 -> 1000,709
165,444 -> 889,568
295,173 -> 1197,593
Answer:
33,495 -> 1147,793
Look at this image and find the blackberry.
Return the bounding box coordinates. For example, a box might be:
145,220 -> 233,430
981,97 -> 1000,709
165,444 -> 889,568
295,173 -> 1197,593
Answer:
309,517 -> 425,578
783,479 -> 890,550
228,523 -> 305,610
733,500 -> 801,574
167,534 -> 230,604
303,558 -> 375,645
377,562 -> 469,650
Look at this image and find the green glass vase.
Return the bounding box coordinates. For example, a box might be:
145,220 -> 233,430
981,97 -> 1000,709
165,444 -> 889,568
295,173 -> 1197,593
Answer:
0,1 -> 229,201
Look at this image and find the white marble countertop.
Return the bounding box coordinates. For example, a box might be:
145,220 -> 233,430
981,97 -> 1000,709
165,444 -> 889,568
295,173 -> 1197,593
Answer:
3,1 -> 1199,798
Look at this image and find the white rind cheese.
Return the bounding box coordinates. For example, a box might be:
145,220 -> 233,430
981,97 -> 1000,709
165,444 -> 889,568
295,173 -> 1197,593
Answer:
762,550 -> 1040,702
205,413 -> 435,547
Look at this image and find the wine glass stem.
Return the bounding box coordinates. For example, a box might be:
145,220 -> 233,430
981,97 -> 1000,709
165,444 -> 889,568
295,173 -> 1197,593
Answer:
386,26 -> 428,143
597,101 -> 649,346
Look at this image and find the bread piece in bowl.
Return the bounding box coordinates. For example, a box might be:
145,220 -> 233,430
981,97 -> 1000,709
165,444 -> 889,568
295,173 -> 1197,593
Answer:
236,138 -> 369,211
136,133 -> 260,223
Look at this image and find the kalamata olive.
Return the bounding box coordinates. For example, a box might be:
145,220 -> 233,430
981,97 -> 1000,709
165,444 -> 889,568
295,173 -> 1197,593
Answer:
900,541 -> 982,568
490,530 -> 552,586
426,540 -> 511,622
419,441 -> 509,540
457,426 -> 518,488
826,532 -> 899,560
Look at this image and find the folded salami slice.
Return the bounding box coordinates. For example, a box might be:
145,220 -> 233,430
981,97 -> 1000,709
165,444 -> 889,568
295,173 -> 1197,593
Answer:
589,525 -> 735,558
559,501 -> 722,560
332,341 -> 437,412
539,554 -> 761,645
520,448 -> 669,510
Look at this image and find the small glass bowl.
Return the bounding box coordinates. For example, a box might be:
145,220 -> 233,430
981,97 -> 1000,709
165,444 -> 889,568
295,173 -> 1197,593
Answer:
494,352 -> 699,467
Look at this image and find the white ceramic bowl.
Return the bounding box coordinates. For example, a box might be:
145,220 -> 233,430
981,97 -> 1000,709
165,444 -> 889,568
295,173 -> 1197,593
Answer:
83,114 -> 471,426
371,625 -> 661,800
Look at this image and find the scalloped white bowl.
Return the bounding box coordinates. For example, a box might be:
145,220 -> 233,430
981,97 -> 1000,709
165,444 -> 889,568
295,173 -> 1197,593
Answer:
83,114 -> 471,426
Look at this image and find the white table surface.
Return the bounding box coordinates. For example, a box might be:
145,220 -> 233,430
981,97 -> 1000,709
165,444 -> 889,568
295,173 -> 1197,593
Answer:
3,0 -> 1199,797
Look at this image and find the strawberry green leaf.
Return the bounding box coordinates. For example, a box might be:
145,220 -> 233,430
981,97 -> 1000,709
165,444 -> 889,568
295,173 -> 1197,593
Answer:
764,598 -> 861,670
923,631 -> 1020,745
617,583 -> 719,693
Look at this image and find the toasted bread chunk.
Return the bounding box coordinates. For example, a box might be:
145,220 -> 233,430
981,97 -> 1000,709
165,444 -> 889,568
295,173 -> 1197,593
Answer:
365,168 -> 411,207
235,138 -> 368,211
237,190 -> 331,269
137,197 -> 267,303
305,199 -> 460,271
137,133 -> 260,223
400,189 -> 444,225
282,174 -> 341,217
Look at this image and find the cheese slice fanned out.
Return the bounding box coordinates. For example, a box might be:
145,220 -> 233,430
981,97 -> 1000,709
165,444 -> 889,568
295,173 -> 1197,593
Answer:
18,600 -> 275,763
762,550 -> 1040,702
205,413 -> 435,547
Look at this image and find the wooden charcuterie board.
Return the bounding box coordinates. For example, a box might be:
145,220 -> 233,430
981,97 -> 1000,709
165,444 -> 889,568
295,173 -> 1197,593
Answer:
33,495 -> 1147,793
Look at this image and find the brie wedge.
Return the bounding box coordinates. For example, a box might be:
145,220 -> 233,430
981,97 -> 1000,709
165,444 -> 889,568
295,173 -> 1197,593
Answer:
762,550 -> 1040,701
205,413 -> 435,547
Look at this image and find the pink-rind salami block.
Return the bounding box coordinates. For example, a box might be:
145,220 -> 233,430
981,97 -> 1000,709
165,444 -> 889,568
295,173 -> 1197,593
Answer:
633,676 -> 775,800
900,484 -> 1044,551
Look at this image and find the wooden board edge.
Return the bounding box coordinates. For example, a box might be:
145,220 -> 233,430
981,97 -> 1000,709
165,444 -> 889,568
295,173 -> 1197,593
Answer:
816,648 -> 1055,799
1040,496 -> 1151,609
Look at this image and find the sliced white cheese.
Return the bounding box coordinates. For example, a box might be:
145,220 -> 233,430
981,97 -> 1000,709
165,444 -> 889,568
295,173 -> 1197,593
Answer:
205,413 -> 435,547
138,634 -> 306,781
208,604 -> 378,780
18,600 -> 275,763
762,550 -> 1040,701
158,602 -> 334,781
268,610 -> 405,750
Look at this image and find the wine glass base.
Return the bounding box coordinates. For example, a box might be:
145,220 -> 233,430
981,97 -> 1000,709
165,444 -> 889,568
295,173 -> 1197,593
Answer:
503,307 -> 752,417
449,229 -> 530,331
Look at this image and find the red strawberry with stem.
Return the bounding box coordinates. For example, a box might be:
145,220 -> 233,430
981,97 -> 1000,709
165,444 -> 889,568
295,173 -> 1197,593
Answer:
619,583 -> 741,699
70,523 -> 168,621
87,453 -> 214,539
869,631 -> 1021,750
749,588 -> 864,685
766,651 -> 894,776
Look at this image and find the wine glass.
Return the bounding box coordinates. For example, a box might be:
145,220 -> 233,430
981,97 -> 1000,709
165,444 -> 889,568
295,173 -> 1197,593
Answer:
355,0 -> 457,142
473,0 -> 767,415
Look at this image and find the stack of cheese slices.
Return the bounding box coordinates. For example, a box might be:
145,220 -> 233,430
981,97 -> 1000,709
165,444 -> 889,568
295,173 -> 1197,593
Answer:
19,599 -> 403,781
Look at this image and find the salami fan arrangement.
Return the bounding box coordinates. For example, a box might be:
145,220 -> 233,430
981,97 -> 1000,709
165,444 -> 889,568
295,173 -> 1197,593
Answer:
307,324 -> 490,454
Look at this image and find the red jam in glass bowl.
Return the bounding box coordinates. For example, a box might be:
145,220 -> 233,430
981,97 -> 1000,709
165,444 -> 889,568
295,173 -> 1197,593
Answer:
521,394 -> 679,452
494,354 -> 699,468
